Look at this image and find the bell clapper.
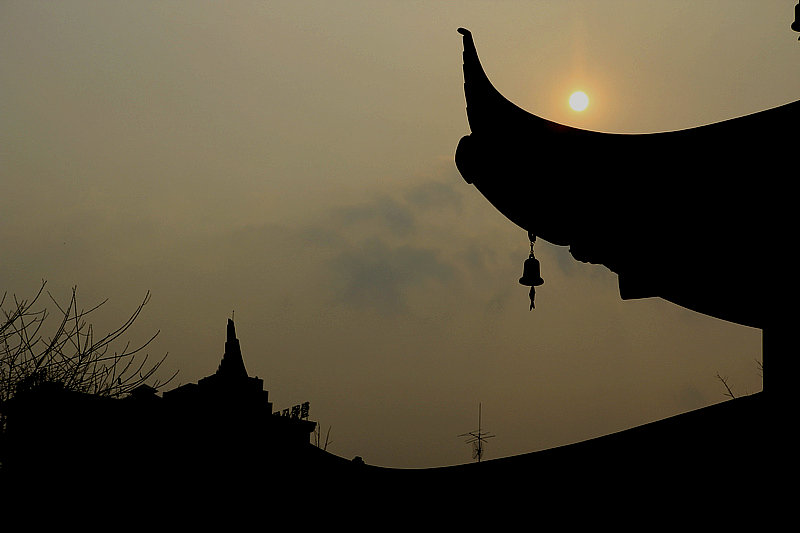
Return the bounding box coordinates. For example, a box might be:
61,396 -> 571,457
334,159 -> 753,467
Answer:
519,231 -> 544,311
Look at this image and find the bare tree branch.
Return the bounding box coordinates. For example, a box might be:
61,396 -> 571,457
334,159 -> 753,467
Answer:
716,372 -> 736,399
1,282 -> 177,412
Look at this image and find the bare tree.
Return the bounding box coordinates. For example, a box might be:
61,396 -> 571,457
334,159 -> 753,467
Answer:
1,281 -> 176,430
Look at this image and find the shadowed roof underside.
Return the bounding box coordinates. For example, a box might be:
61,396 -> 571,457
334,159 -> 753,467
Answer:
454,28 -> 798,329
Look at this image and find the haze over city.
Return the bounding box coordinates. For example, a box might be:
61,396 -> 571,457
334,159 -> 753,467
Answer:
3,2 -> 796,468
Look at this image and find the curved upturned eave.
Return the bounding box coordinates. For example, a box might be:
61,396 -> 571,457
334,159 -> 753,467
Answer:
454,28 -> 797,330
457,27 -> 800,142
457,28 -> 587,138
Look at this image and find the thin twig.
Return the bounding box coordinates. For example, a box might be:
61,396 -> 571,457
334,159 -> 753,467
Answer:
716,372 -> 736,399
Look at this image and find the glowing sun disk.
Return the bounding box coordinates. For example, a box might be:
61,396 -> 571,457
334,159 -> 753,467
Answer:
569,91 -> 589,112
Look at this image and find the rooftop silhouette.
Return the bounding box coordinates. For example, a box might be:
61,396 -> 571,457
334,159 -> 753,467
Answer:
454,27 -> 796,399
2,318 -> 323,493
0,317 -> 775,517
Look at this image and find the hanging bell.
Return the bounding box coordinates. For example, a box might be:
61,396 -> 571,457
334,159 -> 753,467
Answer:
519,254 -> 544,287
520,231 -> 543,311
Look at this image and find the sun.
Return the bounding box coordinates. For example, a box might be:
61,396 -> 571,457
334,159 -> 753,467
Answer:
569,91 -> 589,112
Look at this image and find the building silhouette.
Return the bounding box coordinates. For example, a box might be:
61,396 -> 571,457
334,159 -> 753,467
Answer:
2,319 -> 319,488
2,317 -> 772,517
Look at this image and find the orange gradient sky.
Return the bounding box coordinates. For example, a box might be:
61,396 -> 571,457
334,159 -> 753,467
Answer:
2,2 -> 797,469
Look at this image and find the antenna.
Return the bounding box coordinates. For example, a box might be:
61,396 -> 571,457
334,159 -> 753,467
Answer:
458,402 -> 495,463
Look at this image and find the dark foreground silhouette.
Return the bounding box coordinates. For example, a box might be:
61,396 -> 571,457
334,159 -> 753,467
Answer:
2,320 -> 780,521
454,28 -> 797,402
455,27 -> 796,331
2,30 -> 793,522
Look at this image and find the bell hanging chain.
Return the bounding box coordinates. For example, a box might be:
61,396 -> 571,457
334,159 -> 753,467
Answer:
519,231 -> 544,310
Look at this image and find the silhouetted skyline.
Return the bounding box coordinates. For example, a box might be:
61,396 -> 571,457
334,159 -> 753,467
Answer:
2,2 -> 795,468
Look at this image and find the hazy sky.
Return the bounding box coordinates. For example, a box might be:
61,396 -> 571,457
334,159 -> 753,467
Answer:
2,2 -> 797,469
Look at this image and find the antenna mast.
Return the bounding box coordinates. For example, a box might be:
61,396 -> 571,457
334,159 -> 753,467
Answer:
459,402 -> 496,463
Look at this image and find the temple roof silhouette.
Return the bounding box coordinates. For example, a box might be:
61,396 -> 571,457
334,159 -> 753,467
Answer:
216,318 -> 249,380
3,319 -> 319,490
1,319 -> 775,518
454,28 -> 796,331
163,319 -> 315,433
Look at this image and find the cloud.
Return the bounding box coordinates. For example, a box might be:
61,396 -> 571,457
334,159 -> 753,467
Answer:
403,179 -> 462,211
330,238 -> 454,315
329,178 -> 464,240
332,196 -> 416,237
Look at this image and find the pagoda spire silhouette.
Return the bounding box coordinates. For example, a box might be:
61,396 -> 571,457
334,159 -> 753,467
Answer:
216,318 -> 248,380
178,317 -> 272,410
